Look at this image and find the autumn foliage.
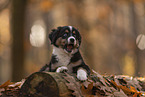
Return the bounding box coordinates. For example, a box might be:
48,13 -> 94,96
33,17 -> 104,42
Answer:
0,70 -> 145,97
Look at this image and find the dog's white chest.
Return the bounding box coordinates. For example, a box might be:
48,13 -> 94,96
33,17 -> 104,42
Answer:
52,46 -> 71,66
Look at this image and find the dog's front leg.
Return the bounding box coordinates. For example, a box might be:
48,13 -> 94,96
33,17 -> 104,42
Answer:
77,68 -> 88,81
56,66 -> 68,73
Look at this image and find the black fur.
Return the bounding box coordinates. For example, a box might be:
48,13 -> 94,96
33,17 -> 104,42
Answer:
49,27 -> 62,47
70,51 -> 83,62
72,62 -> 90,74
51,54 -> 58,64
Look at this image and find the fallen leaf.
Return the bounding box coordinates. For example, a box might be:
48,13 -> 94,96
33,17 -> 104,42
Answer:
130,86 -> 142,96
92,70 -> 108,87
114,89 -> 128,97
0,80 -> 13,89
83,81 -> 91,88
0,79 -> 26,96
133,93 -> 138,97
0,88 -> 5,96
119,85 -> 131,95
63,73 -> 82,97
81,83 -> 93,96
130,86 -> 137,93
8,82 -> 21,88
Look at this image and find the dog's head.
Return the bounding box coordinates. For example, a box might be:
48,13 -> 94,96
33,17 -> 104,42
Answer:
49,26 -> 81,54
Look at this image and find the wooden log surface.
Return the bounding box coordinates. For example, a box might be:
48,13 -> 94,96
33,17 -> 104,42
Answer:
19,72 -> 75,97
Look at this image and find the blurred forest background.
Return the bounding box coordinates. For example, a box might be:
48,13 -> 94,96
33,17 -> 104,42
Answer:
0,0 -> 145,83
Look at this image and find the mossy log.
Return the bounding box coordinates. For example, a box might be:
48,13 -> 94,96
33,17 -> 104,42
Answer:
19,72 -> 75,97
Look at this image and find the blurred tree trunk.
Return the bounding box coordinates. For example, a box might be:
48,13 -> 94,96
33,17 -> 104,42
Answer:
11,0 -> 27,81
130,1 -> 140,76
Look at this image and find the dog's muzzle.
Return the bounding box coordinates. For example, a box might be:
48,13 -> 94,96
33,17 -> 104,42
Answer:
68,36 -> 76,45
64,36 -> 77,53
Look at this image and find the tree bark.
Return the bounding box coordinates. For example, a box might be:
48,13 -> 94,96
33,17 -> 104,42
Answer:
11,0 -> 27,81
130,1 -> 140,76
19,72 -> 72,97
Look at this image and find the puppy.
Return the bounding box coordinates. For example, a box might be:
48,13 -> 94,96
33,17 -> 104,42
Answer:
40,26 -> 90,81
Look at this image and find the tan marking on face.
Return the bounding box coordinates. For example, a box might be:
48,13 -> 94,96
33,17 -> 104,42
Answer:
61,39 -> 66,46
55,37 -> 62,46
73,31 -> 76,34
75,40 -> 80,48
65,30 -> 69,33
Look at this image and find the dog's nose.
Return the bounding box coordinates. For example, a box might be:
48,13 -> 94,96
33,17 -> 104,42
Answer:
70,38 -> 74,43
68,36 -> 76,44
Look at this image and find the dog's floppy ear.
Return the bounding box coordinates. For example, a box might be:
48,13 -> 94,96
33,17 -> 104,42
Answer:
49,29 -> 56,43
78,35 -> 81,45
75,28 -> 82,45
49,26 -> 62,46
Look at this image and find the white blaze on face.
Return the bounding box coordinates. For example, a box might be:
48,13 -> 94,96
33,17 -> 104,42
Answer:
68,26 -> 73,32
68,26 -> 76,45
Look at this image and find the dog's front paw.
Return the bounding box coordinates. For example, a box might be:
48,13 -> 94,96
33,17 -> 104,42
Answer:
56,66 -> 68,73
77,68 -> 87,81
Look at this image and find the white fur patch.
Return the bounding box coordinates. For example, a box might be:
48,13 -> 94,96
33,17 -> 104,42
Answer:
53,46 -> 72,66
77,68 -> 87,81
56,66 -> 68,73
68,26 -> 73,32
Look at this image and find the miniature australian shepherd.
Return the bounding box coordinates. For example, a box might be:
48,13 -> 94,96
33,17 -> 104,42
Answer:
40,26 -> 90,81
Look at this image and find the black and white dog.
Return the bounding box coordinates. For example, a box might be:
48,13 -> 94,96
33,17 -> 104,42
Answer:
40,26 -> 90,81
